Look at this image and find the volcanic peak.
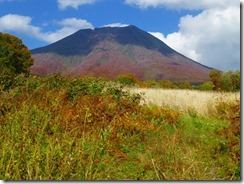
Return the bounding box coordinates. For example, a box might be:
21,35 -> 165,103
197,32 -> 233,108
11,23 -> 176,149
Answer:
31,25 -> 175,56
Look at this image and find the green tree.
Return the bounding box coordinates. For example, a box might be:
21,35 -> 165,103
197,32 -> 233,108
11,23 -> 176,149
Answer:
233,70 -> 241,91
0,32 -> 33,89
0,32 -> 33,74
220,70 -> 240,92
209,69 -> 222,91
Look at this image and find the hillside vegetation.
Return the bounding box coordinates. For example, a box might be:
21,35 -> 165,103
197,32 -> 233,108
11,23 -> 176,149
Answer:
0,75 -> 240,180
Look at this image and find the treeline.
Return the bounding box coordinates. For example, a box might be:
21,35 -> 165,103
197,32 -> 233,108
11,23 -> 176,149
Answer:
209,69 -> 240,92
115,71 -> 240,92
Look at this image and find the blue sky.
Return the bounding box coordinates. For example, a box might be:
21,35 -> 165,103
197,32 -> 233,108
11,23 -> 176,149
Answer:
0,0 -> 240,71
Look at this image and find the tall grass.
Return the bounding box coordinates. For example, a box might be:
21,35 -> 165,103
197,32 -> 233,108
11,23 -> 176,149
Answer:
0,76 -> 240,180
129,88 -> 240,117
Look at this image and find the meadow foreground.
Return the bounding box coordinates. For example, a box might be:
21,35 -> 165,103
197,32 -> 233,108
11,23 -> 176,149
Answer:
0,76 -> 240,180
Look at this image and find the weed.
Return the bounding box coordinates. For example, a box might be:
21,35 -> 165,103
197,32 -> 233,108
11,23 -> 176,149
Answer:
0,75 -> 240,180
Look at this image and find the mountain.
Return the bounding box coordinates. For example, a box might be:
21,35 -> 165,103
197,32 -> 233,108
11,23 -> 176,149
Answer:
31,25 -> 212,83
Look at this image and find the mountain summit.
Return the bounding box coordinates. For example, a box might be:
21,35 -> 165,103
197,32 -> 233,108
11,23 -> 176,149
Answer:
31,25 -> 212,83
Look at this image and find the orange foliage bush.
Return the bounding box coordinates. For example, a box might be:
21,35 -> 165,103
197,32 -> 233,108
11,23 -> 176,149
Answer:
218,100 -> 240,163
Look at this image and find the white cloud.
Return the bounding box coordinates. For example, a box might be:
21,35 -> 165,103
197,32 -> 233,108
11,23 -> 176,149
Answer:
60,18 -> 94,29
124,0 -> 238,10
126,0 -> 240,71
149,6 -> 240,71
57,0 -> 98,9
43,18 -> 94,42
102,23 -> 129,28
0,14 -> 94,43
148,32 -> 165,42
0,14 -> 42,38
149,31 -> 202,63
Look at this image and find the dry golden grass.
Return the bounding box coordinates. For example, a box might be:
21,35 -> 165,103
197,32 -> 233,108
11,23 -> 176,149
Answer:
128,88 -> 240,116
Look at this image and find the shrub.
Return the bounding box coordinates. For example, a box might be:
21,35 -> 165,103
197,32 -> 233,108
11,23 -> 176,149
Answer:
220,70 -> 240,92
0,74 -> 239,180
197,81 -> 213,91
66,77 -> 106,99
158,80 -> 178,89
141,105 -> 180,126
142,80 -> 160,88
43,73 -> 67,90
209,69 -> 222,91
209,69 -> 240,92
216,100 -> 240,178
115,73 -> 138,86
177,81 -> 193,90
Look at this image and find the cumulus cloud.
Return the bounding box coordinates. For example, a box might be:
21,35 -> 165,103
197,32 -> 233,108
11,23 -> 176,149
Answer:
124,0 -> 238,10
149,6 -> 240,71
148,32 -> 165,42
102,23 -> 129,28
60,18 -> 94,29
149,31 -> 202,63
0,14 -> 42,37
127,0 -> 240,70
57,0 -> 98,9
43,18 -> 94,42
0,14 -> 94,43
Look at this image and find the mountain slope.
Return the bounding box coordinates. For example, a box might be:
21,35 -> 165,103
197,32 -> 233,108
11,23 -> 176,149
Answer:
31,25 -> 212,83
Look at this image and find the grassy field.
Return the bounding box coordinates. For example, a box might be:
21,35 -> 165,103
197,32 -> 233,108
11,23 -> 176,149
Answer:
0,76 -> 240,180
128,88 -> 240,116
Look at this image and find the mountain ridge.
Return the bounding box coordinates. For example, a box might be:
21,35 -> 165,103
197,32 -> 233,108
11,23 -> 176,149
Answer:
31,25 -> 212,83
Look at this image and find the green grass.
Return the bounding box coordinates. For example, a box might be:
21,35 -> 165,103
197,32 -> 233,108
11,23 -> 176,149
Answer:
0,75 -> 240,180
